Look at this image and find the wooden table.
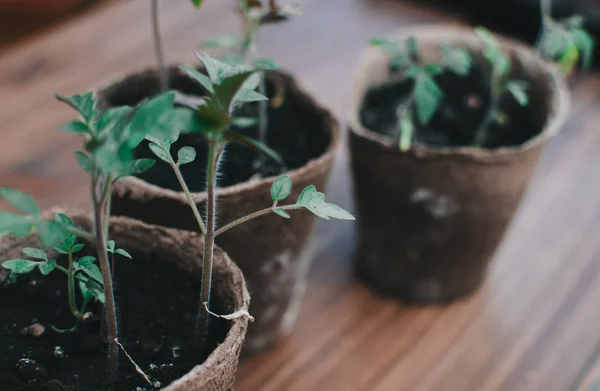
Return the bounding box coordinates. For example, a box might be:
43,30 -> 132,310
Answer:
1,0 -> 600,390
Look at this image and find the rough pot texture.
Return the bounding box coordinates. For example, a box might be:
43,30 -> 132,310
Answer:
348,26 -> 570,303
0,213 -> 250,391
97,68 -> 340,355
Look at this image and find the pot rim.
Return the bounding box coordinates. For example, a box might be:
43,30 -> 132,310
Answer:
346,24 -> 571,164
0,211 -> 250,391
97,66 -> 341,204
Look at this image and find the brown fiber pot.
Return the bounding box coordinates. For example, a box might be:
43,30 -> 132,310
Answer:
348,26 -> 570,303
97,67 -> 340,354
0,213 -> 250,391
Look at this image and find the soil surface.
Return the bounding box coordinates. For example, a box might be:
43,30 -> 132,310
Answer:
359,56 -> 545,149
0,252 -> 229,391
102,70 -> 331,192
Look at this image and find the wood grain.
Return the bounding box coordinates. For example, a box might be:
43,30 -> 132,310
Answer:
1,1 -> 599,390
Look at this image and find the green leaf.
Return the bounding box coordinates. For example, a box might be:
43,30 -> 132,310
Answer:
74,151 -> 94,175
72,243 -> 85,253
272,208 -> 291,219
55,213 -> 74,227
223,131 -> 283,163
115,249 -> 132,259
0,187 -> 40,216
506,80 -> 529,107
0,211 -> 33,237
195,52 -> 239,85
56,91 -> 98,122
241,72 -> 262,92
190,0 -> 203,7
77,276 -> 105,304
475,27 -> 500,64
232,88 -> 268,109
179,65 -> 214,94
2,259 -> 39,274
36,220 -> 66,248
564,15 -> 584,29
541,27 -> 571,60
296,185 -> 355,220
571,28 -> 594,69
107,240 -> 115,253
254,58 -> 280,70
38,259 -> 56,275
112,158 -> 156,179
22,248 -> 48,261
399,111 -> 414,152
215,71 -> 257,109
200,35 -> 240,50
232,117 -> 259,128
439,43 -> 472,76
413,72 -> 443,125
177,146 -> 196,165
61,120 -> 90,134
128,92 -> 178,142
96,106 -> 133,131
297,185 -> 323,207
76,256 -> 103,284
271,176 -> 292,202
149,142 -> 172,163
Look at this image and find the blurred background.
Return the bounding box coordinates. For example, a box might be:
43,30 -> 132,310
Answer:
1,1 -> 600,390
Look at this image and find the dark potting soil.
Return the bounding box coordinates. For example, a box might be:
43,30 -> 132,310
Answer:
359,56 -> 546,149
0,253 -> 230,391
102,70 -> 330,192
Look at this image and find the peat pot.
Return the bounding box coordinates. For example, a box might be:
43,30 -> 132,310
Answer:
98,67 -> 340,355
348,26 -> 570,303
0,213 -> 250,390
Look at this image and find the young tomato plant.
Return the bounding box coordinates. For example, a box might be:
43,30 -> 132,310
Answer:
141,52 -> 354,340
1,91 -> 161,381
200,0 -> 300,148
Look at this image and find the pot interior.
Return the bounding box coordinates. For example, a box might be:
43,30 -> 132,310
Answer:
100,68 -> 332,192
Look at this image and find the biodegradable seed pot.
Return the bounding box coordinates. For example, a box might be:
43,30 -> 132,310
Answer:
0,214 -> 250,391
98,67 -> 340,354
349,26 -> 571,303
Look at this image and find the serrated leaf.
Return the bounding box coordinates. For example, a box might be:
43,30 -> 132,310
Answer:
107,240 -> 115,253
271,176 -> 292,202
272,208 -> 291,218
128,92 -> 177,141
0,187 -> 40,216
177,146 -> 196,165
506,80 -> 529,107
56,91 -> 98,122
22,248 -> 48,261
76,256 -> 103,284
297,185 -> 322,207
195,100 -> 232,133
97,106 -> 133,131
241,72 -> 262,91
0,211 -> 33,237
149,142 -> 171,163
232,117 -> 259,128
38,259 -> 56,275
223,131 -> 283,163
179,65 -> 214,94
112,158 -> 156,179
200,35 -> 240,49
413,72 -> 443,125
2,259 -> 39,274
55,213 -> 74,227
195,52 -> 237,84
36,220 -> 66,248
72,243 -> 85,253
571,28 -> 594,69
61,120 -> 90,134
115,249 -> 132,259
439,43 -> 472,76
232,88 -> 268,108
254,58 -> 279,70
74,151 -> 94,175
215,71 -> 256,109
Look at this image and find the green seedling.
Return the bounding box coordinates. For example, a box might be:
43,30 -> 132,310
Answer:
200,0 -> 300,149
371,0 -> 594,150
141,52 -> 354,340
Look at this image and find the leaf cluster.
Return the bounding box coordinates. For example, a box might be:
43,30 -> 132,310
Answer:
539,14 -> 595,72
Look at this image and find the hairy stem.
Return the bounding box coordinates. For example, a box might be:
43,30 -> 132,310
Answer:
169,160 -> 207,235
215,204 -> 300,237
151,0 -> 168,91
196,141 -> 224,342
67,250 -> 81,320
92,178 -> 119,380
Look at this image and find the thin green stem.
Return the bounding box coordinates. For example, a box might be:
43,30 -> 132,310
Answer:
215,204 -> 301,237
64,226 -> 95,242
169,160 -> 207,235
535,0 -> 553,52
55,265 -> 69,275
67,250 -> 81,320
92,177 -> 119,381
151,0 -> 168,91
196,141 -> 224,342
257,72 -> 269,146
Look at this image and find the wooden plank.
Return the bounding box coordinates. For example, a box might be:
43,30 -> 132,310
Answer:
0,0 -> 599,390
